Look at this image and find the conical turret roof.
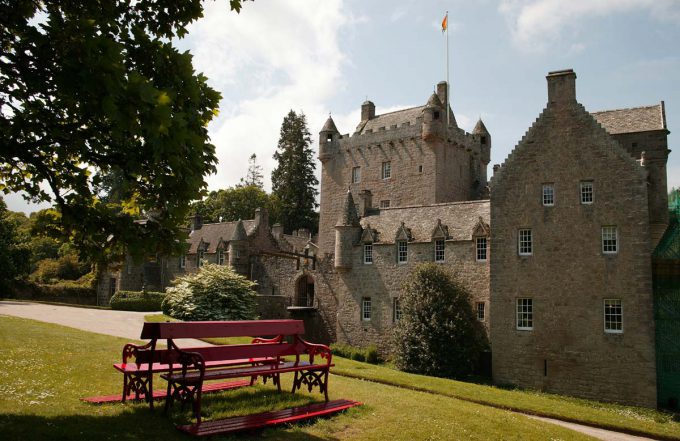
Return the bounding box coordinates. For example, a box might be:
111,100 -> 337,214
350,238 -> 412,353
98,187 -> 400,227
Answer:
426,93 -> 442,108
336,190 -> 360,227
230,219 -> 248,241
321,116 -> 339,133
473,118 -> 489,135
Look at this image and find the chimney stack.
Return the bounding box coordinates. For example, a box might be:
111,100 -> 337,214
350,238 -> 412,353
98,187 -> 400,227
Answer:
546,69 -> 577,106
361,100 -> 375,121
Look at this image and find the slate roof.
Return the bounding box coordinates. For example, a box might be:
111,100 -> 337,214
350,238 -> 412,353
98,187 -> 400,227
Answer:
278,234 -> 311,252
473,118 -> 489,135
591,103 -> 666,135
321,116 -> 339,132
358,106 -> 425,134
360,200 -> 490,243
188,220 -> 256,253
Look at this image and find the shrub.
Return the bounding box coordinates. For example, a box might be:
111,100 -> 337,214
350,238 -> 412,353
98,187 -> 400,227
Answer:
162,264 -> 258,321
30,254 -> 89,283
392,263 -> 488,378
330,342 -> 380,364
110,290 -> 166,311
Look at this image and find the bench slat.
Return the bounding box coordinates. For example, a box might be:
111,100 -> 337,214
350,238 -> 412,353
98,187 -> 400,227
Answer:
141,320 -> 305,340
114,356 -> 275,374
177,399 -> 361,436
162,361 -> 329,383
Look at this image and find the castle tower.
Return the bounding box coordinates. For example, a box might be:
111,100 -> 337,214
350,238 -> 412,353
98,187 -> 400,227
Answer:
473,118 -> 491,185
422,93 -> 444,142
228,219 -> 248,275
319,116 -> 339,163
334,190 -> 361,270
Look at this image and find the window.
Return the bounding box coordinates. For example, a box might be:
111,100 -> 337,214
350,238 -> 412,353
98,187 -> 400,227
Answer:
326,134 -> 333,142
434,239 -> 445,262
235,249 -> 241,258
197,249 -> 204,267
380,200 -> 391,209
381,161 -> 391,179
179,254 -> 186,269
542,183 -> 554,206
604,299 -> 623,333
418,165 -> 423,173
580,181 -> 593,204
433,111 -> 440,120
393,298 -> 402,322
352,166 -> 361,183
397,240 -> 408,263
518,229 -> 532,256
516,298 -> 533,330
476,237 -> 487,262
218,249 -> 225,265
362,297 -> 372,321
476,302 -> 486,321
480,136 -> 487,145
363,243 -> 373,264
602,226 -> 618,254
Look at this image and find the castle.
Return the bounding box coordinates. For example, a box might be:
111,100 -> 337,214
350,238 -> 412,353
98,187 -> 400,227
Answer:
100,70 -> 677,409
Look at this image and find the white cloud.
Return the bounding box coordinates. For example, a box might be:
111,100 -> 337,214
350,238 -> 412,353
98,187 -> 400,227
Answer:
184,1 -> 352,193
498,0 -> 680,52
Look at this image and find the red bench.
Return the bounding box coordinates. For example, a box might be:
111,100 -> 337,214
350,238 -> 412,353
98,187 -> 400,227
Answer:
139,320 -> 333,423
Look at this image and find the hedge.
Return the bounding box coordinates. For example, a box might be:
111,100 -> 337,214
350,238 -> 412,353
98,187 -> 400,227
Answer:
110,290 -> 166,311
10,280 -> 96,298
330,343 -> 380,364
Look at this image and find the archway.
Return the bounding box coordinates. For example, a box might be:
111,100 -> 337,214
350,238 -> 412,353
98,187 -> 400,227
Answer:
296,275 -> 315,307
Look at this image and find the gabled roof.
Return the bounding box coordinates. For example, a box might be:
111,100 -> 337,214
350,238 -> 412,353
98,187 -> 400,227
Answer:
188,220 -> 256,253
360,200 -> 490,243
357,106 -> 425,134
591,103 -> 666,134
360,224 -> 378,243
230,219 -> 248,241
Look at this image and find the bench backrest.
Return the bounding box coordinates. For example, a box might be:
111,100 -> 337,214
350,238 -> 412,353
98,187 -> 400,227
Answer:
140,320 -> 305,340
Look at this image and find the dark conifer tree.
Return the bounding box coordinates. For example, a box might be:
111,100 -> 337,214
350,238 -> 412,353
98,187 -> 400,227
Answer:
271,111 -> 319,233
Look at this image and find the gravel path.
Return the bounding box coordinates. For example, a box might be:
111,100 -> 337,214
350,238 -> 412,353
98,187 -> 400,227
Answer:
0,300 -> 660,440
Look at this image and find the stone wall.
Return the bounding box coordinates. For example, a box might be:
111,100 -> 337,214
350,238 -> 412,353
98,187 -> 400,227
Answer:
490,71 -> 657,407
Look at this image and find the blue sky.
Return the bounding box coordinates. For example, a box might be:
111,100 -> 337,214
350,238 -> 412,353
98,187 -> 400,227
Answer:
6,0 -> 680,213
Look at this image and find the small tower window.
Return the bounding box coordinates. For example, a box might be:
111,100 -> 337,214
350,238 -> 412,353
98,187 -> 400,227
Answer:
433,111 -> 440,120
418,165 -> 423,173
352,166 -> 361,184
326,134 -> 333,142
481,136 -> 487,145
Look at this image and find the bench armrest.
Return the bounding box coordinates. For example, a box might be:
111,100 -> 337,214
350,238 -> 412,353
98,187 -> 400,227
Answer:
167,340 -> 206,381
122,341 -> 153,368
251,335 -> 284,344
300,339 -> 332,366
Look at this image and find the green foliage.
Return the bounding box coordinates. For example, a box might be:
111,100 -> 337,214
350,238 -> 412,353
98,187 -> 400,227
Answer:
110,290 -> 166,311
0,198 -> 31,289
162,263 -> 258,321
392,263 -> 488,378
330,343 -> 380,364
16,280 -> 97,299
0,0 -> 245,266
271,111 -> 319,234
192,185 -> 278,224
29,254 -> 90,284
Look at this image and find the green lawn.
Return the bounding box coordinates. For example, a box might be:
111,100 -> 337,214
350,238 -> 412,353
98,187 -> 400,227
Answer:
0,316 -> 598,440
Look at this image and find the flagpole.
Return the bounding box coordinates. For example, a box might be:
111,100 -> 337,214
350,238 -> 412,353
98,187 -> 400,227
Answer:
445,11 -> 450,130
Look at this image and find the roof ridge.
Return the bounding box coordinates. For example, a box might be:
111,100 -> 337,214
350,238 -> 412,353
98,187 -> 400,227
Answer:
376,200 -> 490,212
590,103 -> 661,114
373,105 -> 424,118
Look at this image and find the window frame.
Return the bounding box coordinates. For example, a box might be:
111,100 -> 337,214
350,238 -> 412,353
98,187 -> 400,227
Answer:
197,249 -> 204,268
516,298 -> 533,331
542,183 -> 555,206
476,236 -> 488,262
363,243 -> 373,264
352,166 -> 361,184
179,254 -> 186,269
393,298 -> 401,323
476,302 -> 486,321
380,200 -> 391,209
518,229 -> 533,256
603,298 -> 623,334
362,297 -> 372,321
580,181 -> 593,205
602,226 -> 618,254
397,240 -> 408,264
381,161 -> 392,180
217,249 -> 225,265
434,239 -> 445,262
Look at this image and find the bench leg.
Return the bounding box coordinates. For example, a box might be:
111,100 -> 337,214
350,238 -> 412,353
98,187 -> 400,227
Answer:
292,369 -> 329,401
122,374 -> 129,403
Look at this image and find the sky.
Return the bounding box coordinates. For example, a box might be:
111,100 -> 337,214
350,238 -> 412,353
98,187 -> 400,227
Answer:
6,0 -> 680,214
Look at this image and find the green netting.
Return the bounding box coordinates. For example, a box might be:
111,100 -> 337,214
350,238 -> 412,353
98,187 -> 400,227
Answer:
654,192 -> 680,409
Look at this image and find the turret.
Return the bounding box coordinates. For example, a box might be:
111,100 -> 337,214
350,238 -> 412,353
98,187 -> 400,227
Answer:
228,219 -> 248,274
422,93 -> 444,141
361,100 -> 375,121
319,116 -> 339,163
334,190 -> 361,270
473,118 -> 491,165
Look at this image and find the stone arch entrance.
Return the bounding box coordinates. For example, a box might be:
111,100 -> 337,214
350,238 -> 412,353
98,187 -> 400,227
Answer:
296,274 -> 315,307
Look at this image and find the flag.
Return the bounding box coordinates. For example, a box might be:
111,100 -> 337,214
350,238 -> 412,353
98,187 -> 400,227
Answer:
441,14 -> 447,32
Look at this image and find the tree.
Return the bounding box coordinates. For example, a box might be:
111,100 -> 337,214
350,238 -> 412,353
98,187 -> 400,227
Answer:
0,1 -> 245,265
240,153 -> 264,188
192,185 -> 278,224
271,110 -> 319,233
392,263 -> 488,378
162,263 -> 258,321
0,198 -> 31,290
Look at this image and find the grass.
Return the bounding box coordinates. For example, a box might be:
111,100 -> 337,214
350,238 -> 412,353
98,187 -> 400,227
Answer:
0,316 -> 599,441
